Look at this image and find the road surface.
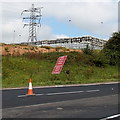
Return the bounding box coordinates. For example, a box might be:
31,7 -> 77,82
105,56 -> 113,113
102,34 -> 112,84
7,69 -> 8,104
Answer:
2,82 -> 120,119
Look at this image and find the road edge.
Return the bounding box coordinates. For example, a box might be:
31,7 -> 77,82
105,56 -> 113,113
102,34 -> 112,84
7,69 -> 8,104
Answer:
2,81 -> 120,90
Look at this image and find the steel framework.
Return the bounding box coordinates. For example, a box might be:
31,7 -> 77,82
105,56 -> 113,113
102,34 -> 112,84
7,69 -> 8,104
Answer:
21,36 -> 107,50
21,4 -> 43,42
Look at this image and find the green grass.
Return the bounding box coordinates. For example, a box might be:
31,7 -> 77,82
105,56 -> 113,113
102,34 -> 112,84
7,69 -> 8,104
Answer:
2,52 -> 119,88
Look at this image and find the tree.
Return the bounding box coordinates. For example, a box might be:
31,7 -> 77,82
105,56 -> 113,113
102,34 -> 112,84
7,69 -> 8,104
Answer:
102,32 -> 120,65
83,44 -> 93,55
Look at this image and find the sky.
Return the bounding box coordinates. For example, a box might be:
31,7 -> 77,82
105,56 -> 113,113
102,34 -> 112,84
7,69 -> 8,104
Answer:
0,0 -> 119,44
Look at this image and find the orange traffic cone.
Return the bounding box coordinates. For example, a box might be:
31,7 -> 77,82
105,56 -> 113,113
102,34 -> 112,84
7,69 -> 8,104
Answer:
27,78 -> 35,95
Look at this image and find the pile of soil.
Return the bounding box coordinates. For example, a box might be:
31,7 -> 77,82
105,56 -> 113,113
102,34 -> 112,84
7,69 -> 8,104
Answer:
0,43 -> 82,56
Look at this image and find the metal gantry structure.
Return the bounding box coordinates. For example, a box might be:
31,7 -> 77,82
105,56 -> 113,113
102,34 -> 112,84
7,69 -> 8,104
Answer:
21,36 -> 107,50
21,4 -> 43,43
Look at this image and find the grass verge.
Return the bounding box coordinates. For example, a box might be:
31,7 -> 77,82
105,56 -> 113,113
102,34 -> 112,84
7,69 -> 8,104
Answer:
2,52 -> 119,88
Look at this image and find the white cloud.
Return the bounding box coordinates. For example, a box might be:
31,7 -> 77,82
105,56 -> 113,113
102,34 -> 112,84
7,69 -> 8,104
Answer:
55,34 -> 69,39
37,25 -> 54,40
2,19 -> 28,43
37,25 -> 69,40
1,0 -> 118,43
42,1 -> 118,37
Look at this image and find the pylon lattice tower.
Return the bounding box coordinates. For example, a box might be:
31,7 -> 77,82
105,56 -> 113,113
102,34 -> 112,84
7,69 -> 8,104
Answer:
21,4 -> 43,43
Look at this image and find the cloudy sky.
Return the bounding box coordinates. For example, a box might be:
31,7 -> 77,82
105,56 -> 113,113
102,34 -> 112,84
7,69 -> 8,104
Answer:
0,0 -> 119,44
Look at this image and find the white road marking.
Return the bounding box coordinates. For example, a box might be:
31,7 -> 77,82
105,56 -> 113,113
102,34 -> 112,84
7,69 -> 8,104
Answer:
35,94 -> 44,96
18,94 -> 28,98
57,107 -> 63,110
18,94 -> 42,98
107,114 -> 120,119
18,89 -> 100,97
46,90 -> 84,95
100,114 -> 120,120
86,90 -> 100,92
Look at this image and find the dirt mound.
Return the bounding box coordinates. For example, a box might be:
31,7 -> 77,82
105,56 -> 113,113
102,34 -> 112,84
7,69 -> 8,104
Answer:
0,43 -> 82,56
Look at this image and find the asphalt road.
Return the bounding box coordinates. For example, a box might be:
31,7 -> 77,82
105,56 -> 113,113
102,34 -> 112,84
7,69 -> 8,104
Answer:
2,82 -> 120,119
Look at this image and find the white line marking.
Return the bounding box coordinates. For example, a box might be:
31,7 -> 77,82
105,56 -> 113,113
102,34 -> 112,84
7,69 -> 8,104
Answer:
100,114 -> 120,120
18,89 -> 100,97
18,95 -> 28,98
57,107 -> 63,110
46,91 -> 84,95
86,90 -> 100,92
107,114 -> 120,119
18,94 -> 42,98
35,94 -> 44,96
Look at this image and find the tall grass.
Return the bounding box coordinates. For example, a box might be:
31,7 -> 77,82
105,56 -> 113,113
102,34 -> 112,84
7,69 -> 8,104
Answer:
2,51 -> 119,88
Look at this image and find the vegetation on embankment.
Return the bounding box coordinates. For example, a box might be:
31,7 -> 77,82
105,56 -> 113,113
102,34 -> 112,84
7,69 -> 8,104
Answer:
2,51 -> 119,88
2,32 -> 120,88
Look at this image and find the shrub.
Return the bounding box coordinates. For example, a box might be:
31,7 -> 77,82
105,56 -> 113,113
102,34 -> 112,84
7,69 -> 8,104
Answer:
102,32 -> 120,65
5,47 -> 9,52
83,44 -> 93,55
55,46 -> 67,51
40,46 -> 53,49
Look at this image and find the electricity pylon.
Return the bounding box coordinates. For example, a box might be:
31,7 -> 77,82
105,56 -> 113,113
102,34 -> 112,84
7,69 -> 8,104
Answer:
21,4 -> 43,43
